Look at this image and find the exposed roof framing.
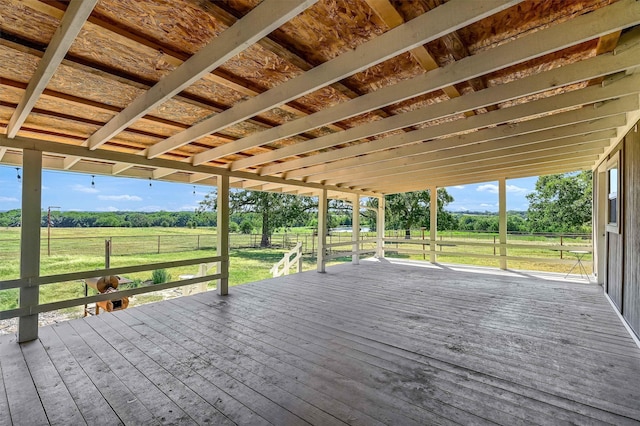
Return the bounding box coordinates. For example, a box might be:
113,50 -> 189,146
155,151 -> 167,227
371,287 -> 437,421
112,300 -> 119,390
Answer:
2,0 -> 640,197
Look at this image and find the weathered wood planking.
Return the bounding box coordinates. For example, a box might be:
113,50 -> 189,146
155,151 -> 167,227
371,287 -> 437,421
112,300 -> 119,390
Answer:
1,260 -> 640,425
624,127 -> 640,338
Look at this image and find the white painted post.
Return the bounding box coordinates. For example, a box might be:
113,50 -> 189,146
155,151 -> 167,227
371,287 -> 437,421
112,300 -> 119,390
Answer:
352,194 -> 360,265
217,175 -> 229,295
18,149 -> 42,342
376,196 -> 385,258
317,189 -> 327,272
499,178 -> 507,270
430,186 -> 438,263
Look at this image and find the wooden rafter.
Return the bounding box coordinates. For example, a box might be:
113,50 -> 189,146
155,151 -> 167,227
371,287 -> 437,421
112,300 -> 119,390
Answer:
7,0 -> 97,138
230,2 -> 640,173
86,0 -> 318,151
169,0 -> 519,164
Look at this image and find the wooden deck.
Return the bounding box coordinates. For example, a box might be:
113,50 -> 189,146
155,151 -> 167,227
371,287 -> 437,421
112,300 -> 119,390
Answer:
1,259 -> 640,425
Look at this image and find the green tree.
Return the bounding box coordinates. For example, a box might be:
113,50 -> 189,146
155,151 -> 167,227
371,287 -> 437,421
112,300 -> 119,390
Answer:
526,171 -> 592,233
199,190 -> 315,247
368,189 -> 454,238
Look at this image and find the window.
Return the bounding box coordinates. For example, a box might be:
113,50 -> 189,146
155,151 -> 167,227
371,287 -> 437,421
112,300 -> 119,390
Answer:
606,152 -> 620,233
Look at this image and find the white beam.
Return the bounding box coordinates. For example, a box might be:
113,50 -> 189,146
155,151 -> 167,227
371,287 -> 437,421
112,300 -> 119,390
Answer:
280,72 -> 640,179
352,194 -> 360,265
189,173 -> 211,183
217,174 -> 230,295
88,0 -> 317,151
7,0 -> 98,138
377,197 -> 385,258
0,147 -> 6,161
430,187 -> 437,264
317,189 -> 327,273
112,163 -> 133,175
187,0 -> 520,165
230,0 -> 640,172
63,155 -> 81,170
18,149 -> 42,342
316,117 -> 623,184
499,178 -> 507,270
301,98 -> 635,182
152,168 -> 175,179
0,135 -> 378,197
367,156 -> 598,193
340,140 -> 609,187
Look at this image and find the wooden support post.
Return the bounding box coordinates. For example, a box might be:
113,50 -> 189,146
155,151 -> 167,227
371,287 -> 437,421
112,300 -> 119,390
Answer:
430,186 -> 438,263
499,178 -> 507,270
217,175 -> 229,295
352,194 -> 360,265
376,196 -> 385,258
18,149 -> 42,342
317,189 -> 327,272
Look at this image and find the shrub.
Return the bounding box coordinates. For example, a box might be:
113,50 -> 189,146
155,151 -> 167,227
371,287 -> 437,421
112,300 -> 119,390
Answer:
151,269 -> 171,284
239,220 -> 253,234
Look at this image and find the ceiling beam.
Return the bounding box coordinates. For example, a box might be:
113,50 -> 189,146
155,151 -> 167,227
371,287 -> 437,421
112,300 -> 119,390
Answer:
378,162 -> 594,193
0,135 -> 378,197
363,153 -> 599,190
232,4 -> 640,173
63,156 -> 81,170
86,0 -> 317,151
363,0 -> 470,110
324,134 -> 612,187
178,0 -> 520,164
112,163 -> 133,175
282,73 -> 640,180
295,96 -> 636,181
6,0 -> 98,139
0,147 -> 6,161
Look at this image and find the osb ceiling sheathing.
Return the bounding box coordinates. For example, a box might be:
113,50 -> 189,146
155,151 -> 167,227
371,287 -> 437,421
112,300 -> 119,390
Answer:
1,0 -> 639,196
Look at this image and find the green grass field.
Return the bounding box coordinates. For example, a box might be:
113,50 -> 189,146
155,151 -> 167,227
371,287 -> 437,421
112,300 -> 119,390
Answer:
0,227 -> 593,316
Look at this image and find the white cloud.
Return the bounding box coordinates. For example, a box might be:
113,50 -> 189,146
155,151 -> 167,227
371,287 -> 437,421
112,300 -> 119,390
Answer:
138,205 -> 162,212
71,184 -> 98,194
96,206 -> 120,212
477,184 -> 498,194
506,184 -> 531,194
0,196 -> 18,202
452,185 -> 465,190
179,205 -> 199,211
480,203 -> 497,208
98,194 -> 142,201
476,183 -> 531,194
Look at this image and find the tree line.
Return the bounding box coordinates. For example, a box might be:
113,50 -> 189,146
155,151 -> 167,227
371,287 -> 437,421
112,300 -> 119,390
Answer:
0,172 -> 593,243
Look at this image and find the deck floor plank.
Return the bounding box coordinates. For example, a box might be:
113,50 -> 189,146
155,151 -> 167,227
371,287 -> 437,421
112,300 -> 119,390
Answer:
0,334 -> 49,425
67,319 -> 199,425
143,300 -> 458,424
129,301 -> 439,426
19,339 -> 87,425
83,314 -> 237,426
119,307 -> 313,426
37,326 -> 123,425
1,260 -> 640,425
179,293 -> 604,426
170,295 -> 559,426
50,321 -> 158,425
99,310 -> 270,426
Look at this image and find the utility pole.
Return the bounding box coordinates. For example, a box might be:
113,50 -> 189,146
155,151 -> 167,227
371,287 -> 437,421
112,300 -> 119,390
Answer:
47,206 -> 60,256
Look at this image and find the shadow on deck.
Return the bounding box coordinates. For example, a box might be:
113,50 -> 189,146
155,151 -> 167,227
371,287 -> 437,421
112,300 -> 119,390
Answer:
1,259 -> 639,425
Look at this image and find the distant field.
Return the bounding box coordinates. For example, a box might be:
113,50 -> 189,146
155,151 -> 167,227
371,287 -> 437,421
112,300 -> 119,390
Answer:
0,227 -> 593,315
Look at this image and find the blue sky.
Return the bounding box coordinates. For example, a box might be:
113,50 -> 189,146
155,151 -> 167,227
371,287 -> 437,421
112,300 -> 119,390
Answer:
0,165 -> 537,213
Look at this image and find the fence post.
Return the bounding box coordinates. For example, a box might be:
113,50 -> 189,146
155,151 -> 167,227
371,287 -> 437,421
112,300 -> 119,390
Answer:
560,235 -> 563,259
197,235 -> 200,250
157,235 -> 161,254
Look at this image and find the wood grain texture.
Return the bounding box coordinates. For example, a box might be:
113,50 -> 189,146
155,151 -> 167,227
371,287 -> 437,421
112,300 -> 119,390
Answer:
624,128 -> 640,337
1,260 -> 640,425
